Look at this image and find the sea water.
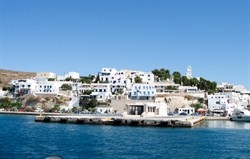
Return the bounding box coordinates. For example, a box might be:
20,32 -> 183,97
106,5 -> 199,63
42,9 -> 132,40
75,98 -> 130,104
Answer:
0,114 -> 250,159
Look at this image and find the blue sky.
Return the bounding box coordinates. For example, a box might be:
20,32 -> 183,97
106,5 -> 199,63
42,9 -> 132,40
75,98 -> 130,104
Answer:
1,0 -> 250,89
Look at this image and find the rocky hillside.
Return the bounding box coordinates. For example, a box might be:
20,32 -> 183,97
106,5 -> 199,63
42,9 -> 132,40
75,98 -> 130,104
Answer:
0,69 -> 36,88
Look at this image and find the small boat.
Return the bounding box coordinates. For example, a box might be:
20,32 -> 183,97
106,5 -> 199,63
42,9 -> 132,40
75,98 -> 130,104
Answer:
230,109 -> 250,122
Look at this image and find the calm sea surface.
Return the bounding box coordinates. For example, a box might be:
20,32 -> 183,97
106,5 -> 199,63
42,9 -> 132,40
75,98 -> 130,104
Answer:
1,115 -> 250,159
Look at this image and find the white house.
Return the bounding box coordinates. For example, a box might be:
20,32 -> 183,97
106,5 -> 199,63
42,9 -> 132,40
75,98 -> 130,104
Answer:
96,105 -> 113,114
127,102 -> 168,116
90,83 -> 112,102
65,72 -> 80,79
217,82 -> 247,93
179,86 -> 198,93
99,68 -> 117,82
11,79 -> 37,96
207,93 -> 229,110
131,84 -> 156,100
178,107 -> 195,115
36,72 -> 56,79
0,87 -> 6,97
131,71 -> 154,84
34,80 -> 62,95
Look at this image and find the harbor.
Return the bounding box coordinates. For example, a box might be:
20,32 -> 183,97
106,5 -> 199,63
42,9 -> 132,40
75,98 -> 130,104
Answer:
35,114 -> 206,128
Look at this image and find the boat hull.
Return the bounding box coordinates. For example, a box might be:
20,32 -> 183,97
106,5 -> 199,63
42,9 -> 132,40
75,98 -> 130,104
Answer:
230,116 -> 250,122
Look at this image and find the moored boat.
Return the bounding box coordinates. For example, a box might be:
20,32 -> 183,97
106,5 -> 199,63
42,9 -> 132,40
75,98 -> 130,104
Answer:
230,109 -> 250,122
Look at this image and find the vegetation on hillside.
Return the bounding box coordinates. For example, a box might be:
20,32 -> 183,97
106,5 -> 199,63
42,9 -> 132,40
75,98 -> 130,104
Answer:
0,69 -> 36,88
61,84 -> 72,91
152,68 -> 217,93
79,75 -> 95,84
134,76 -> 142,83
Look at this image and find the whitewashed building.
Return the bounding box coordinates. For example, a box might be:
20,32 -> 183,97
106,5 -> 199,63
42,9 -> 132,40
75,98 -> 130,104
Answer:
207,93 -> 229,110
131,71 -> 154,84
178,107 -> 195,115
96,106 -> 113,114
65,72 -> 80,79
36,72 -> 56,79
99,68 -> 117,82
131,84 -> 156,100
11,79 -> 37,96
127,102 -> 168,116
179,86 -> 198,93
90,83 -> 112,102
217,83 -> 247,93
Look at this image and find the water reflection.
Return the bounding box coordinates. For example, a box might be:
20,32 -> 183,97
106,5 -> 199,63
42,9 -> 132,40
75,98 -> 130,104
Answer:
199,120 -> 250,129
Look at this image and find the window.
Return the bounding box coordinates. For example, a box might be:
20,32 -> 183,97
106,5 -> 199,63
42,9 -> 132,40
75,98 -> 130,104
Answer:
44,86 -> 46,88
134,92 -> 137,95
216,101 -> 220,104
27,85 -> 31,87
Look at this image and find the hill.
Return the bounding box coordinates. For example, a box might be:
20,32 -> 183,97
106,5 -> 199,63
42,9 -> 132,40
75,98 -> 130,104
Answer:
0,69 -> 36,88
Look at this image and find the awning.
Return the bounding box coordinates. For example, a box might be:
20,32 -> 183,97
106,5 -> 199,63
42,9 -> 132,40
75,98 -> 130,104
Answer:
197,108 -> 205,112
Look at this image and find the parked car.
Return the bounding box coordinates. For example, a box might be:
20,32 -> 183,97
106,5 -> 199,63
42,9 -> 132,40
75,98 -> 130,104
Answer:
191,113 -> 199,116
168,112 -> 175,116
179,112 -> 188,115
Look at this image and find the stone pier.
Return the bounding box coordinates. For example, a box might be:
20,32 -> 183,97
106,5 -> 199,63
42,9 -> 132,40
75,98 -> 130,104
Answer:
35,115 -> 206,128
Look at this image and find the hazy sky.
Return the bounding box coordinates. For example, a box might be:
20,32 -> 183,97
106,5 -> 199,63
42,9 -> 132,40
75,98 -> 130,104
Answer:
1,0 -> 249,89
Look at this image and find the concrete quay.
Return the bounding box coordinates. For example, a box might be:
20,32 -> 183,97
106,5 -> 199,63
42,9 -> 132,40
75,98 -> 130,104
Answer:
35,115 -> 206,128
0,111 -> 71,116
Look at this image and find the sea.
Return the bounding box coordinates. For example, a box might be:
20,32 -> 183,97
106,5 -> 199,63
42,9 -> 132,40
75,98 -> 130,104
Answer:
0,115 -> 250,159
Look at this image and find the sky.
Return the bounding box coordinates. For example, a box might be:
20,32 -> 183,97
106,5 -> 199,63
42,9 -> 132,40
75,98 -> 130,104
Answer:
0,0 -> 250,90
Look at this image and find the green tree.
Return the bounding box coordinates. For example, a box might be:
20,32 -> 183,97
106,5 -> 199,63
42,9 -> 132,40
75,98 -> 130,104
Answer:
80,75 -> 95,84
191,103 -> 203,112
198,98 -> 204,104
152,69 -> 161,81
65,77 -> 73,81
61,84 -> 72,91
197,77 -> 217,93
83,90 -> 93,95
51,104 -> 60,112
88,98 -> 98,108
134,76 -> 142,83
152,68 -> 171,81
81,98 -> 98,111
71,107 -> 78,113
190,78 -> 199,86
94,74 -> 100,83
181,76 -> 191,86
172,71 -> 182,84
48,78 -> 55,81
